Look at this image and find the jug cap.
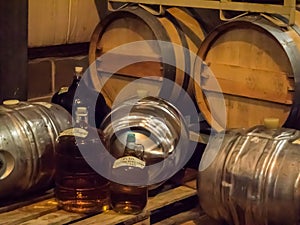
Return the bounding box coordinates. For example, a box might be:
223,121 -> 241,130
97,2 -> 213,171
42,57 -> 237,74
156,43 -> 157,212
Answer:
75,66 -> 83,73
3,99 -> 20,105
126,133 -> 136,143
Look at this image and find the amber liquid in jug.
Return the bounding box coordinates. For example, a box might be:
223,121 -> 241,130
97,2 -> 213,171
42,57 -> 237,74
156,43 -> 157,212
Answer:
55,106 -> 110,213
110,133 -> 148,214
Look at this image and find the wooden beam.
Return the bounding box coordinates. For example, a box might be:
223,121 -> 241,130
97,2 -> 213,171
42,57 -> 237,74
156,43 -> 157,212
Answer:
108,0 -> 296,24
0,0 -> 28,102
94,0 -> 108,20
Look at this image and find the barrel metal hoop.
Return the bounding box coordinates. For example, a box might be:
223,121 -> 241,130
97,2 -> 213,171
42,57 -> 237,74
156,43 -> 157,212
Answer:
164,10 -> 191,93
248,19 -> 300,106
247,126 -> 300,141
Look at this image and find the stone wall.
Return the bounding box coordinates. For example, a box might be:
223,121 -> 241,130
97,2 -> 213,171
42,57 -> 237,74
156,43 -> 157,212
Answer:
28,55 -> 89,102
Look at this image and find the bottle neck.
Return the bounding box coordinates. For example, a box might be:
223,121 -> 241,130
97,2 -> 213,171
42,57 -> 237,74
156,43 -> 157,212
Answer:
75,114 -> 88,130
71,69 -> 84,87
124,141 -> 144,159
71,75 -> 81,86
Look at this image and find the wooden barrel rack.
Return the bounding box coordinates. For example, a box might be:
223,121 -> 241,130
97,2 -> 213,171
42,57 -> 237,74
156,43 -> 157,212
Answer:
0,170 -> 221,225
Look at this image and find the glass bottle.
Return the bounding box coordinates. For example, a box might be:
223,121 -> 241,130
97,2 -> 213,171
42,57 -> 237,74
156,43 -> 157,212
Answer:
110,133 -> 148,214
51,67 -> 83,115
51,66 -> 110,128
54,106 -> 110,213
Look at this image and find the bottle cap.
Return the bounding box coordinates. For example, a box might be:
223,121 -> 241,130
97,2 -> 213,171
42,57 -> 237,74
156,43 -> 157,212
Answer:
75,66 -> 83,73
3,99 -> 20,105
76,107 -> 88,116
263,118 -> 279,129
127,133 -> 136,142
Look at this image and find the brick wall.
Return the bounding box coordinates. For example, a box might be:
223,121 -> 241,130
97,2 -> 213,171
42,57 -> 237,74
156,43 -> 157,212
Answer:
28,55 -> 89,102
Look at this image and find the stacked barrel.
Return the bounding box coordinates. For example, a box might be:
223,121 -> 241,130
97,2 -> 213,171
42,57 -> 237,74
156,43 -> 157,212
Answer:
89,4 -> 300,225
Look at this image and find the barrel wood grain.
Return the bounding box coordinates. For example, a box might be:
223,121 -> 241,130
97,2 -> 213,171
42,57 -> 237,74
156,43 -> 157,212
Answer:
89,6 -> 205,106
195,15 -> 300,130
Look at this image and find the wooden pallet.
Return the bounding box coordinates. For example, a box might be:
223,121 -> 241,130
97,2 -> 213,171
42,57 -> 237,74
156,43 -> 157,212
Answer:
0,176 -> 221,225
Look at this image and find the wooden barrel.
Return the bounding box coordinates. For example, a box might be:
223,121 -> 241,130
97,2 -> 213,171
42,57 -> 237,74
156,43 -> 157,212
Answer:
28,0 -> 99,47
89,6 -> 205,106
194,13 -> 300,130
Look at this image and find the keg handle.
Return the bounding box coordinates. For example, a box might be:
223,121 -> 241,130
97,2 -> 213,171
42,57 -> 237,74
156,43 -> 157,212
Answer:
219,10 -> 249,22
138,4 -> 165,16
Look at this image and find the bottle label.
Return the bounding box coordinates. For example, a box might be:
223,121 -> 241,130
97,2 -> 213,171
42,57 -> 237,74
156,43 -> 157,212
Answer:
58,87 -> 69,95
113,156 -> 146,169
59,128 -> 88,138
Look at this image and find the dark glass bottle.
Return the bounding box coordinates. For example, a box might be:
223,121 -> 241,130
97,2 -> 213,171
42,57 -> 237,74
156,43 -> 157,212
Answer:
110,133 -> 148,214
54,106 -> 110,213
51,66 -> 110,128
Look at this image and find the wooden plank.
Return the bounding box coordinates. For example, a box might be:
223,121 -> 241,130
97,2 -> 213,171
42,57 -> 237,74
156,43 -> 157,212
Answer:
0,190 -> 54,213
146,185 -> 197,211
18,210 -> 86,225
0,181 -> 199,225
71,209 -> 149,225
70,185 -> 197,225
184,179 -> 197,190
152,208 -> 201,225
96,53 -> 163,78
0,199 -> 58,225
201,62 -> 293,104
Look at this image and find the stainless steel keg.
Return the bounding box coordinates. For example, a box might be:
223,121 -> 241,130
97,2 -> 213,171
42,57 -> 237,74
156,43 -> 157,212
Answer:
100,96 -> 190,186
0,100 -> 72,199
198,126 -> 300,225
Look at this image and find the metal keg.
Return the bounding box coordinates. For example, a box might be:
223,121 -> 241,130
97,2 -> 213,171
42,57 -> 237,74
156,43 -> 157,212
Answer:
0,100 -> 72,199
198,126 -> 300,225
99,96 -> 190,186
